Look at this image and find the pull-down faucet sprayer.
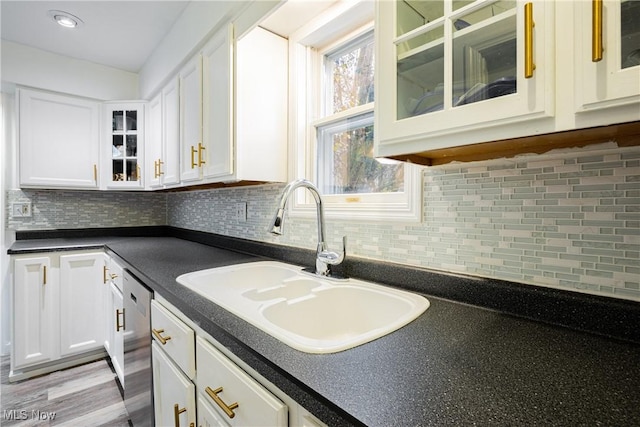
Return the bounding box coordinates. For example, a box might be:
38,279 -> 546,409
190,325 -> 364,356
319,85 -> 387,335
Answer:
269,179 -> 346,277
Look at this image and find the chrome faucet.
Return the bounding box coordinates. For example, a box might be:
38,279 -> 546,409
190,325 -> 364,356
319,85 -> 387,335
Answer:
269,179 -> 346,277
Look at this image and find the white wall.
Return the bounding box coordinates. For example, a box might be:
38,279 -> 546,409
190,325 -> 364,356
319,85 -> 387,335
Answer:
138,0 -> 282,99
1,92 -> 17,355
1,41 -> 138,100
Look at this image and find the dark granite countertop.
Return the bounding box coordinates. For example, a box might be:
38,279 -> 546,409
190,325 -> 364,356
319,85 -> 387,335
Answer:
9,233 -> 640,426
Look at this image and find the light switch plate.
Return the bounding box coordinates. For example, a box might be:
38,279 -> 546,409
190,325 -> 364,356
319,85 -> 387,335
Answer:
12,202 -> 32,217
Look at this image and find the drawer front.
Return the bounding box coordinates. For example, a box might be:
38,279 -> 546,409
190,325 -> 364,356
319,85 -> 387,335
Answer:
196,336 -> 287,427
151,300 -> 195,379
109,259 -> 123,292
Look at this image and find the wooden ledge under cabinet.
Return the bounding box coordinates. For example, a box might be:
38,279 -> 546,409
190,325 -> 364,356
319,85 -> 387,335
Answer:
387,121 -> 640,166
160,180 -> 270,192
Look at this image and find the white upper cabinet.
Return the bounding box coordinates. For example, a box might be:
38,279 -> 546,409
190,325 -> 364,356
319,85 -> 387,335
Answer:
574,0 -> 640,117
179,55 -> 204,183
178,23 -> 288,186
102,102 -> 145,189
163,78 -> 182,187
376,0 -> 640,164
146,93 -> 163,189
376,0 -> 554,157
18,88 -> 100,189
234,25 -> 288,184
147,78 -> 181,189
202,24 -> 234,180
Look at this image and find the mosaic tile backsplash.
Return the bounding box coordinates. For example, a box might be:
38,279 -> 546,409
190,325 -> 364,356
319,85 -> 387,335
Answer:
7,146 -> 640,302
6,190 -> 166,230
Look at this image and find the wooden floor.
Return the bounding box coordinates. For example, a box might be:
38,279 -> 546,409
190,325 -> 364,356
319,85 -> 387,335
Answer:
1,355 -> 130,426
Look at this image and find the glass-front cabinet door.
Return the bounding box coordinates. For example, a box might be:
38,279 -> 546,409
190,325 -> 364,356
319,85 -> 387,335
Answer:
376,0 -> 553,156
103,103 -> 145,189
575,0 -> 640,112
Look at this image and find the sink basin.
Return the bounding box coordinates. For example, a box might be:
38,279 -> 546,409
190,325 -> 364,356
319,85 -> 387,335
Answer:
176,261 -> 429,353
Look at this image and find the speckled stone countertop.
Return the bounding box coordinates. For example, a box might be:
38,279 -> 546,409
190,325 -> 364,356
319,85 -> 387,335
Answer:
9,231 -> 640,426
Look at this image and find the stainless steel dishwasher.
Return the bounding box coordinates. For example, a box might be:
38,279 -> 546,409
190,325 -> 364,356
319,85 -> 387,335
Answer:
123,270 -> 154,427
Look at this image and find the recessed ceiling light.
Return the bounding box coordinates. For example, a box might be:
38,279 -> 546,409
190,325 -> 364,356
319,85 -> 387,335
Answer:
47,10 -> 84,29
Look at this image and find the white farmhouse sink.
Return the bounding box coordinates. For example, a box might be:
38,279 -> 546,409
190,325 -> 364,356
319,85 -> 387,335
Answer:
176,261 -> 429,353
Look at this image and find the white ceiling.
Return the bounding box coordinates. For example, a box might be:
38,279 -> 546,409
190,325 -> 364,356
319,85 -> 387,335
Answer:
1,1 -> 190,73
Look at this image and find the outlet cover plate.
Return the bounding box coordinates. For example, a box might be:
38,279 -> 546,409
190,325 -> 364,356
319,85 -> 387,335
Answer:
12,202 -> 32,217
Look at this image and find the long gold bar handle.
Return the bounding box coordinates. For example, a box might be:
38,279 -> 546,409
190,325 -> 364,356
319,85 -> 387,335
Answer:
198,143 -> 206,166
152,328 -> 172,345
43,266 -> 47,285
158,159 -> 165,176
93,164 -> 98,182
116,309 -> 125,332
103,266 -> 108,284
592,0 -> 603,62
173,404 -> 186,427
190,146 -> 198,169
524,2 -> 535,78
205,386 -> 238,419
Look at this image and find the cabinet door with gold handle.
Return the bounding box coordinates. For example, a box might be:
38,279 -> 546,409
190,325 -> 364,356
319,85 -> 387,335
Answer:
196,336 -> 287,426
152,342 -> 196,427
116,309 -> 125,332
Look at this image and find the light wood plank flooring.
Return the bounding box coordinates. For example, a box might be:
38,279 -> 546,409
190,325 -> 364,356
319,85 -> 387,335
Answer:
1,356 -> 130,426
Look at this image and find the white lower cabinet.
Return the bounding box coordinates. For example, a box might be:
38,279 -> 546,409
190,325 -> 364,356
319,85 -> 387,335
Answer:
151,296 -> 328,427
59,253 -> 105,357
11,251 -> 106,381
196,336 -> 287,426
12,255 -> 56,369
104,255 -> 125,385
152,341 -> 197,427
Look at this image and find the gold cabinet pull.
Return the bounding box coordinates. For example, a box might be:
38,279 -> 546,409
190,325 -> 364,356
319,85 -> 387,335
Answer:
152,328 -> 172,345
93,164 -> 98,181
524,2 -> 535,78
110,273 -> 118,280
592,0 -> 603,62
173,403 -> 187,427
190,146 -> 198,168
197,142 -> 206,166
103,266 -> 109,284
43,265 -> 47,285
158,159 -> 165,177
205,386 -> 238,419
116,309 -> 125,332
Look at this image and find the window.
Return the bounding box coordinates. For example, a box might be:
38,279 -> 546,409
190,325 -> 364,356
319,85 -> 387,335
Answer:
288,1 -> 422,221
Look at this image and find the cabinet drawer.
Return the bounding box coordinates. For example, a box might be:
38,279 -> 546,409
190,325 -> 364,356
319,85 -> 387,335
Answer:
196,336 -> 287,426
151,300 -> 195,379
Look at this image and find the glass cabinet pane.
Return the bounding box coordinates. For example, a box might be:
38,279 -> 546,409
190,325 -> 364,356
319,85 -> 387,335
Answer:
621,0 -> 640,69
113,111 -> 124,131
452,1 -> 517,107
126,135 -> 137,157
126,160 -> 138,181
112,135 -> 123,158
397,1 -> 444,37
397,33 -> 445,119
125,110 -> 138,131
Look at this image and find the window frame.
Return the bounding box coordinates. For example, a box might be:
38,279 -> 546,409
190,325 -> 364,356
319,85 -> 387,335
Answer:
287,0 -> 422,222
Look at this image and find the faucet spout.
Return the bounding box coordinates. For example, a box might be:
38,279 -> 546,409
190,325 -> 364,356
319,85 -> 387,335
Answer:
269,179 -> 346,277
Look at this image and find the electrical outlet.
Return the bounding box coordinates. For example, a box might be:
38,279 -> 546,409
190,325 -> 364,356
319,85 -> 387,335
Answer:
12,202 -> 32,218
235,202 -> 247,222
